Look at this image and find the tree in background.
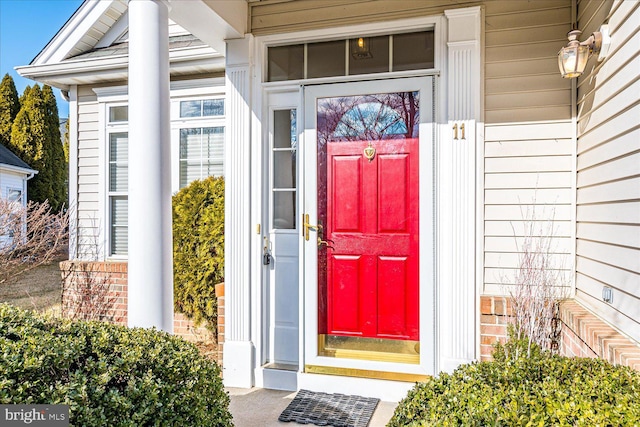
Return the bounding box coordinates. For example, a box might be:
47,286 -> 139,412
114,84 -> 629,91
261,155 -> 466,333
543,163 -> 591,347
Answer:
0,74 -> 20,148
43,85 -> 67,209
9,84 -> 67,211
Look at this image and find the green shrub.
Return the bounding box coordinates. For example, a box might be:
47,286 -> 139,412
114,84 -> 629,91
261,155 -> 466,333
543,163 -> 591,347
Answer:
0,304 -> 232,427
172,176 -> 224,332
389,350 -> 640,426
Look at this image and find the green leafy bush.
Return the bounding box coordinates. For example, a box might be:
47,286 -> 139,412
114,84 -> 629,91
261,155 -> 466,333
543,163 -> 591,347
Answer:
0,304 -> 232,426
172,176 -> 224,332
389,348 -> 640,426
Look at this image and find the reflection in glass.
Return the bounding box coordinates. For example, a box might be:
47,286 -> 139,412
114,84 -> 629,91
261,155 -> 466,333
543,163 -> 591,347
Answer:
109,133 -> 128,192
273,191 -> 296,229
180,100 -> 201,118
272,109 -> 297,229
308,40 -> 346,79
109,106 -> 128,123
317,92 -> 419,144
268,44 -> 304,82
393,31 -> 435,71
180,99 -> 225,118
203,99 -> 224,116
179,127 -> 224,188
349,35 -> 389,75
110,197 -> 128,255
316,91 -> 420,338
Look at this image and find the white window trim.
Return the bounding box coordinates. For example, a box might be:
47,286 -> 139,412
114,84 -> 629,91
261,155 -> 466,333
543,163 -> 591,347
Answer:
93,78 -> 226,260
105,102 -> 129,260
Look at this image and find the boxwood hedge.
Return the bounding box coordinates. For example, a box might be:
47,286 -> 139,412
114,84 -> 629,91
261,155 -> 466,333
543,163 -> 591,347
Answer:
389,341 -> 640,426
0,304 -> 232,426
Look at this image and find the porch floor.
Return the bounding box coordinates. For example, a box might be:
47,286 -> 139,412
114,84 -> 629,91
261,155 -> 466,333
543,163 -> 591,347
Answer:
227,387 -> 398,426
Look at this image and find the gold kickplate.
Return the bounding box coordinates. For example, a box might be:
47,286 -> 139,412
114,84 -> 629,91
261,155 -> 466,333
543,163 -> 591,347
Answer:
318,335 -> 420,364
305,365 -> 429,383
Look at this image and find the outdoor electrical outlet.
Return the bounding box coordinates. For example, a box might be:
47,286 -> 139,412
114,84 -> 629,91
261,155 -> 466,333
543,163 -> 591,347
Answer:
602,287 -> 613,303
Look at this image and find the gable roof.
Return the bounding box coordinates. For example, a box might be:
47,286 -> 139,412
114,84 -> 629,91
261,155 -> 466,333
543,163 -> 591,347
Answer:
16,0 -> 233,90
0,144 -> 37,175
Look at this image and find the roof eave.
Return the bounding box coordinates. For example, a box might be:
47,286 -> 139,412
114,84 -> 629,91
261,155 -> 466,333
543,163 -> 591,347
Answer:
17,48 -> 225,90
0,164 -> 38,177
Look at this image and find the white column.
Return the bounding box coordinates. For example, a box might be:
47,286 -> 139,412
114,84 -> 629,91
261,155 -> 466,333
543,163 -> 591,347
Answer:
223,36 -> 254,388
439,6 -> 481,372
127,0 -> 173,332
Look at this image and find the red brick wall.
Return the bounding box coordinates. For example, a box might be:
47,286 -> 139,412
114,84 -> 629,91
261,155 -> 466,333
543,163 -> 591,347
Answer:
479,295 -> 640,371
215,283 -> 225,368
479,296 -> 512,360
560,300 -> 640,371
60,260 -> 222,366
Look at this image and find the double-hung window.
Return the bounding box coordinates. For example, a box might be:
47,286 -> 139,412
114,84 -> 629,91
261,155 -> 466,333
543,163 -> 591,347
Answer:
107,105 -> 128,256
175,98 -> 225,189
102,83 -> 226,258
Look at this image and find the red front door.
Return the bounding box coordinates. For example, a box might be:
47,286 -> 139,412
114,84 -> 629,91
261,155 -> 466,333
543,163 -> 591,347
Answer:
317,91 -> 420,344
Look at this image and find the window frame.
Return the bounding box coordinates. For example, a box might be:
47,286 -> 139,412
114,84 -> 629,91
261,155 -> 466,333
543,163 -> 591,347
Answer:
170,91 -> 226,191
95,79 -> 226,260
106,103 -> 129,258
7,188 -> 23,203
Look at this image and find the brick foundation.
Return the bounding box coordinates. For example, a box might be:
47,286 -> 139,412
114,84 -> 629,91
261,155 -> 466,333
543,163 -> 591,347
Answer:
60,260 -> 222,367
560,300 -> 640,371
215,283 -> 225,368
479,295 -> 640,370
479,296 -> 513,360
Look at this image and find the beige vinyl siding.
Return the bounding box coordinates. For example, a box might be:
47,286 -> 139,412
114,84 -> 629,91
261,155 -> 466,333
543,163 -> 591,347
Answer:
483,122 -> 574,294
575,0 -> 640,343
483,0 -> 573,295
76,86 -> 101,258
250,0 -> 478,35
484,1 -> 572,123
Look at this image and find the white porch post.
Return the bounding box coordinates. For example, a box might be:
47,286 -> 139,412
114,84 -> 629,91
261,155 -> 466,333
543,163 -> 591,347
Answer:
127,0 -> 173,332
223,36 -> 254,388
439,6 -> 482,372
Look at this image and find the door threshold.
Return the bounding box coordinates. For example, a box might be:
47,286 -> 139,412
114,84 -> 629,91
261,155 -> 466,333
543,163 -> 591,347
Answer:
263,362 -> 298,372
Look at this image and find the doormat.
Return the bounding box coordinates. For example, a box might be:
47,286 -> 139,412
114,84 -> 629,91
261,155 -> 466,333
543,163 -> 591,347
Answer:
278,389 -> 379,427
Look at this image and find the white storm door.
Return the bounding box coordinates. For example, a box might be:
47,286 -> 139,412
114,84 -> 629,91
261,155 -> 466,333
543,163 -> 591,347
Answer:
266,91 -> 300,367
302,77 -> 435,376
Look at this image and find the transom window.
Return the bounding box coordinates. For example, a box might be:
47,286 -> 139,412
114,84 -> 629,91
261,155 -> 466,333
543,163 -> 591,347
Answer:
267,30 -> 434,82
180,99 -> 224,118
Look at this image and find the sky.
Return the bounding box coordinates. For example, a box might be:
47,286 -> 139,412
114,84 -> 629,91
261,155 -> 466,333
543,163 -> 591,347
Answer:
0,0 -> 83,118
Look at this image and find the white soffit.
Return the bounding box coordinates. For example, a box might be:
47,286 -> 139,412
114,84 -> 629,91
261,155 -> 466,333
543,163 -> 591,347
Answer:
32,0 -> 126,65
170,0 -> 248,54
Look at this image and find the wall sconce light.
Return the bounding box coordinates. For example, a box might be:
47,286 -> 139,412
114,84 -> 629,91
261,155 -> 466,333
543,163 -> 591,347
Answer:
351,37 -> 372,60
558,25 -> 610,78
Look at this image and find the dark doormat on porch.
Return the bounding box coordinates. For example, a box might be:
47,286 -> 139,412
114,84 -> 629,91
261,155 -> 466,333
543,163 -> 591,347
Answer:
278,389 -> 379,427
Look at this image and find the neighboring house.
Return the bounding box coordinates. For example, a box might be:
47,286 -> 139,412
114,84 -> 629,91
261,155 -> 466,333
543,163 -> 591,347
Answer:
0,143 -> 37,247
17,0 -> 639,400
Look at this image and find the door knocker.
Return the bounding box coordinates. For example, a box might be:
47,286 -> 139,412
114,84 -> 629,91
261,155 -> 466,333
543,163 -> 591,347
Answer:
364,142 -> 376,162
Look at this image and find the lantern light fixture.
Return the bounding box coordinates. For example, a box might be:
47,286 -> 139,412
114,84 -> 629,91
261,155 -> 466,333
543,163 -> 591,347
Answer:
558,25 -> 610,78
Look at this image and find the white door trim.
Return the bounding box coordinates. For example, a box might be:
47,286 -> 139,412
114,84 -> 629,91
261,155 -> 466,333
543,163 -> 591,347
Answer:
302,76 -> 436,377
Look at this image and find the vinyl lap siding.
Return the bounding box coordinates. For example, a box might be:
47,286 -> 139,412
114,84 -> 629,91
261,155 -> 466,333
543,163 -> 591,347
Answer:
575,0 -> 640,343
250,0 -> 478,35
483,1 -> 573,295
76,86 -> 101,258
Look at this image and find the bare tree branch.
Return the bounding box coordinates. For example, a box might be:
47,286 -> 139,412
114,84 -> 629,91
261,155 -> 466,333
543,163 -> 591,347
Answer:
0,199 -> 68,285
